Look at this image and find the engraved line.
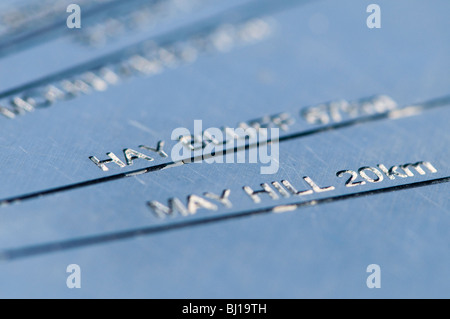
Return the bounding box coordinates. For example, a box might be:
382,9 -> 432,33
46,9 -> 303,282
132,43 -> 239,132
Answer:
0,94 -> 448,207
1,175 -> 449,261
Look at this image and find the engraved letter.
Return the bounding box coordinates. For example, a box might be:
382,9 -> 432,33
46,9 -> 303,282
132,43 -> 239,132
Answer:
89,152 -> 126,171
281,180 -> 313,196
147,198 -> 189,218
204,189 -> 232,208
303,176 -> 335,193
401,161 -> 437,177
139,141 -> 168,158
359,167 -> 384,183
123,148 -> 154,166
187,195 -> 217,214
243,183 -> 279,203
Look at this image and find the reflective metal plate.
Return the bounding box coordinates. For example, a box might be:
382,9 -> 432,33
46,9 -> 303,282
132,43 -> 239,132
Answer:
0,0 -> 449,298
